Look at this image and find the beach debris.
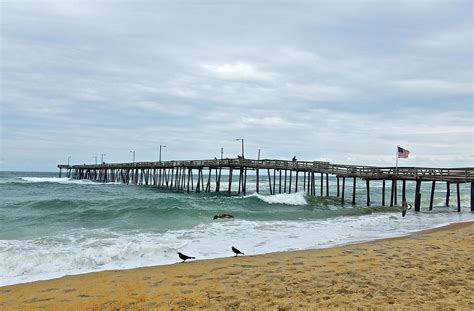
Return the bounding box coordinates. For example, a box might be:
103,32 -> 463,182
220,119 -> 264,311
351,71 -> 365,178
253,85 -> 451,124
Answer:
232,246 -> 245,257
401,200 -> 412,217
177,252 -> 195,263
213,213 -> 234,220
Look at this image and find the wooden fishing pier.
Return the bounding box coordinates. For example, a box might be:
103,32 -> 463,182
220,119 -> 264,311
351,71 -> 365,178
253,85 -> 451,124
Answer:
58,158 -> 474,212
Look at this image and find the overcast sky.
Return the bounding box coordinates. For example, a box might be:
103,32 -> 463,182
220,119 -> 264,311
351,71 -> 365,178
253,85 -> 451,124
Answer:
1,0 -> 473,171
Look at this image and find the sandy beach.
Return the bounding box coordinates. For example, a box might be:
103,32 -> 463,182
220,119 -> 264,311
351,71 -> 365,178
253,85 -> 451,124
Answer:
1,221 -> 473,310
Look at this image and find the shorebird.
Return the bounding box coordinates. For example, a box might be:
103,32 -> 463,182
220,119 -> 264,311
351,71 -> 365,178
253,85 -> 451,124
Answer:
177,252 -> 195,263
213,213 -> 234,220
232,246 -> 245,257
401,200 -> 413,217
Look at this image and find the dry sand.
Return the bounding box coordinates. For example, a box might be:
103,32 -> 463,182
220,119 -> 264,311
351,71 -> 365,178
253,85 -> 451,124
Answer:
1,221 -> 473,310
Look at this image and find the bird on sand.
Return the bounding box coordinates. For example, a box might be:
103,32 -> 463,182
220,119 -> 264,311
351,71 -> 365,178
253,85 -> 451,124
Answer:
401,200 -> 412,217
213,213 -> 234,220
177,252 -> 195,262
232,246 -> 245,257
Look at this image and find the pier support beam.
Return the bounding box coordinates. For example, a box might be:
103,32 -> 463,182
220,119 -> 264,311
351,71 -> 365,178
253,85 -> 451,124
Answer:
445,181 -> 450,207
256,168 -> 259,193
414,180 -> 421,212
267,169 -> 273,195
390,180 -> 395,207
456,183 -> 461,212
295,171 -> 299,192
429,181 -> 436,211
243,168 -> 247,195
206,168 -> 212,192
471,182 -> 474,212
337,177 -> 340,197
289,170 -> 292,194
238,169 -> 242,194
186,169 -> 191,193
394,180 -> 398,206
341,177 -> 346,206
352,177 -> 356,205
320,173 -> 323,196
295,171 -> 299,193
306,172 -> 312,195
402,180 -> 406,202
228,168 -> 233,194
217,167 -> 222,192
326,173 -> 329,196
366,180 -> 370,206
303,171 -> 306,192
273,170 -> 277,195
196,169 -> 201,193
382,180 -> 386,206
279,169 -> 282,194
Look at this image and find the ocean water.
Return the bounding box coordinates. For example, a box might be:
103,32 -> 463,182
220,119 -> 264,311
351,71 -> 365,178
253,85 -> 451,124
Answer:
0,171 -> 473,286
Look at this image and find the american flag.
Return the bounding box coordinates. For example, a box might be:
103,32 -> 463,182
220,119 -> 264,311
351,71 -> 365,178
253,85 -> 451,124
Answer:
398,146 -> 410,158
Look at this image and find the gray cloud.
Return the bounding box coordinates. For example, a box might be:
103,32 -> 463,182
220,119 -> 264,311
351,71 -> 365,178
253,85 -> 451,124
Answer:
1,0 -> 472,171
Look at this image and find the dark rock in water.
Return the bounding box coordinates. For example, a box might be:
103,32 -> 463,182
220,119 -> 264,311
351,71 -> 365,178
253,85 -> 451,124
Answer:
213,213 -> 234,220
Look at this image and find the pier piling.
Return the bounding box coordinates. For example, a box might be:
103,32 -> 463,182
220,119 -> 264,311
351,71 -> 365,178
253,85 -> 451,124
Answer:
341,177 -> 346,205
456,183 -> 461,212
446,181 -> 450,207
414,180 -> 421,212
58,158 -> 473,212
366,180 -> 370,206
429,181 -> 436,211
471,182 -> 474,212
382,180 -> 386,206
352,177 -> 356,205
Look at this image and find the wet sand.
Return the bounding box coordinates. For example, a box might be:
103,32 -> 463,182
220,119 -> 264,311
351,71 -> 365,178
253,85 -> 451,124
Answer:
1,221 -> 473,310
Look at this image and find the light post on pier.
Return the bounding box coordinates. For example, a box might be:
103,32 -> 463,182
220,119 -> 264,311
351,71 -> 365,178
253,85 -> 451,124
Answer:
93,156 -> 97,165
159,145 -> 166,162
101,153 -> 106,164
221,147 -> 224,160
67,156 -> 71,166
130,150 -> 135,163
258,149 -> 261,161
235,138 -> 244,158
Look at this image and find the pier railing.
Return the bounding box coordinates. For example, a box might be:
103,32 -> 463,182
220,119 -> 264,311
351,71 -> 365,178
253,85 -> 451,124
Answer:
59,158 -> 474,182
58,158 -> 473,211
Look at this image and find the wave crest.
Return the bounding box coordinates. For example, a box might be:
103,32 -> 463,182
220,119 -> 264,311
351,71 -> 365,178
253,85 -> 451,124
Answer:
20,177 -> 106,185
247,192 -> 307,206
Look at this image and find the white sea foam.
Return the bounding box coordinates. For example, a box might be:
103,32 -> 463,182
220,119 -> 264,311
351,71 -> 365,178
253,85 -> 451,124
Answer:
1,212 -> 473,286
247,192 -> 307,205
20,177 -> 113,185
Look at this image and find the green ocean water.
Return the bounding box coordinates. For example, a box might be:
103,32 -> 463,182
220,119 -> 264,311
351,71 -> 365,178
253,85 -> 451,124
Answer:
1,171 -> 472,286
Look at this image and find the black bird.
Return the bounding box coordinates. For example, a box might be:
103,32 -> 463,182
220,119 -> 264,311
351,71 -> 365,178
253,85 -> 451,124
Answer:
213,213 -> 234,220
232,246 -> 245,257
177,252 -> 195,262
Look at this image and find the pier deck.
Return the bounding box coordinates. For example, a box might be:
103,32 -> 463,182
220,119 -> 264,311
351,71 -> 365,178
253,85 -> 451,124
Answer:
58,158 -> 474,212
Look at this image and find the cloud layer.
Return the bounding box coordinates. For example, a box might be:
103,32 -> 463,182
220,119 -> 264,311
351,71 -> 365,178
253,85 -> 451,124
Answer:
1,0 -> 473,171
